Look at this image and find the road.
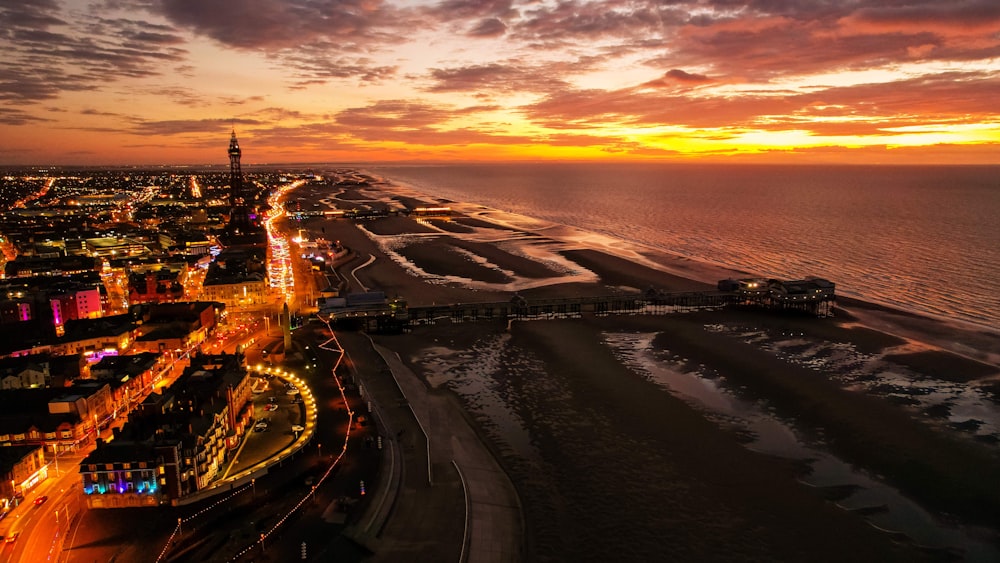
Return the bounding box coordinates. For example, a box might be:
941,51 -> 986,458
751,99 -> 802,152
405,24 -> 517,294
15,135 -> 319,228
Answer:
0,451 -> 86,563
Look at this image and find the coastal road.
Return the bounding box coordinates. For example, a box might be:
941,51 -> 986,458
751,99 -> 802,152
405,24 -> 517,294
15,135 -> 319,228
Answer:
0,452 -> 85,563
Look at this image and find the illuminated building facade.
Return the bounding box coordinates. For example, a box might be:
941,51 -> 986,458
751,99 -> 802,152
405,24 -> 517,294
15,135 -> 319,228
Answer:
54,314 -> 135,361
202,248 -> 270,311
0,445 -> 47,512
80,442 -> 164,508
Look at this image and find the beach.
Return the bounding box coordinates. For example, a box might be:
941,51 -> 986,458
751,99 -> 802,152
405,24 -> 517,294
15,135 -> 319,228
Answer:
290,174 -> 1000,561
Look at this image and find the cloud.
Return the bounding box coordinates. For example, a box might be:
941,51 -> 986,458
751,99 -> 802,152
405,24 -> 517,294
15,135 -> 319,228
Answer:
0,2 -> 188,106
425,63 -> 569,95
335,99 -> 454,130
468,18 -> 507,38
641,69 -> 714,89
126,118 -> 264,136
846,1 -> 1000,31
0,108 -> 52,126
272,43 -> 399,87
664,69 -> 710,82
156,0 -> 406,49
513,1 -> 677,44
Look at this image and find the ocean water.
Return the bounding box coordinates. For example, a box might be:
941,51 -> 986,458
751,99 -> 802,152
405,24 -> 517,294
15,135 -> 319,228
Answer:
367,163 -> 1000,330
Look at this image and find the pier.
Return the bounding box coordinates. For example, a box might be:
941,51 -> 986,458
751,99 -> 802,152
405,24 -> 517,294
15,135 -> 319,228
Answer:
316,277 -> 836,331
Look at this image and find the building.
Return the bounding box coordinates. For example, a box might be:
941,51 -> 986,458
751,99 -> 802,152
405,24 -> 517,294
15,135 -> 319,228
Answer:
55,314 -> 135,362
202,248 -> 270,310
0,354 -> 51,389
0,445 -> 47,513
0,384 -> 112,454
2,255 -> 100,279
79,440 -> 166,508
89,352 -> 165,419
79,352 -> 253,507
130,301 -> 219,355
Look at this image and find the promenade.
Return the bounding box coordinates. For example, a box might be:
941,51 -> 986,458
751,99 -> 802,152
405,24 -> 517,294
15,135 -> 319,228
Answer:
337,331 -> 523,563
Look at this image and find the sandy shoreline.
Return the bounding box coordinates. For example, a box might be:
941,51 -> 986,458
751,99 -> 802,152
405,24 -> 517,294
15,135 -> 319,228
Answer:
287,176 -> 1000,560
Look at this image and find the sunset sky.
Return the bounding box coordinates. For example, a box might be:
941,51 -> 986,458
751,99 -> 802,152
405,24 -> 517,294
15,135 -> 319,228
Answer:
2,0 -> 1000,165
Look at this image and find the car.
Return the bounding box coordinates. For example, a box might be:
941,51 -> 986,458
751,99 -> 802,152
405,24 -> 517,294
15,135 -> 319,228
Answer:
264,403 -> 278,411
5,532 -> 18,543
34,496 -> 47,506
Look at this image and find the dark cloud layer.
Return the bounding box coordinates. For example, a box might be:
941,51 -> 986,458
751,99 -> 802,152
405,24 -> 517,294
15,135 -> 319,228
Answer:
0,1 -> 187,104
156,0 -> 398,49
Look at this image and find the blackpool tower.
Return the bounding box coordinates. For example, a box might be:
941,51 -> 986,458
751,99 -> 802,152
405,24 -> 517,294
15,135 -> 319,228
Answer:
227,129 -> 252,232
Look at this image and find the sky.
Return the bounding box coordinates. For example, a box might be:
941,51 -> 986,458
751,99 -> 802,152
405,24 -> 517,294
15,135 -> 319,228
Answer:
2,0 -> 1000,165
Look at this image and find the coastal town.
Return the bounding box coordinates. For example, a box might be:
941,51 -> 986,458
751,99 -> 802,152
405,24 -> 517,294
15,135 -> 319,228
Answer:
0,133 -> 383,561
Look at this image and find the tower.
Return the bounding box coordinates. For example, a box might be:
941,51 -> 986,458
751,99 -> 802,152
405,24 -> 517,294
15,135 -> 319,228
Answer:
227,129 -> 251,232
282,301 -> 292,351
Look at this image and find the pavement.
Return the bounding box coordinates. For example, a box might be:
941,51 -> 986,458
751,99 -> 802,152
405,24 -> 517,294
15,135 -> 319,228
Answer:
336,331 -> 523,563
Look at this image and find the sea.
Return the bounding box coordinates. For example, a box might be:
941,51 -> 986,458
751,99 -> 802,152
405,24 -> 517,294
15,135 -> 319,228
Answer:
366,163 -> 1000,332
363,162 -> 1000,560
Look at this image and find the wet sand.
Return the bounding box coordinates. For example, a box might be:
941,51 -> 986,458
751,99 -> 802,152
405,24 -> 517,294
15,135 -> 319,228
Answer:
291,178 -> 1000,561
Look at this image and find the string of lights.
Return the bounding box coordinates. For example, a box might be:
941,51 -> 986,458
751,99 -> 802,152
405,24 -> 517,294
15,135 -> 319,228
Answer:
227,317 -> 354,561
